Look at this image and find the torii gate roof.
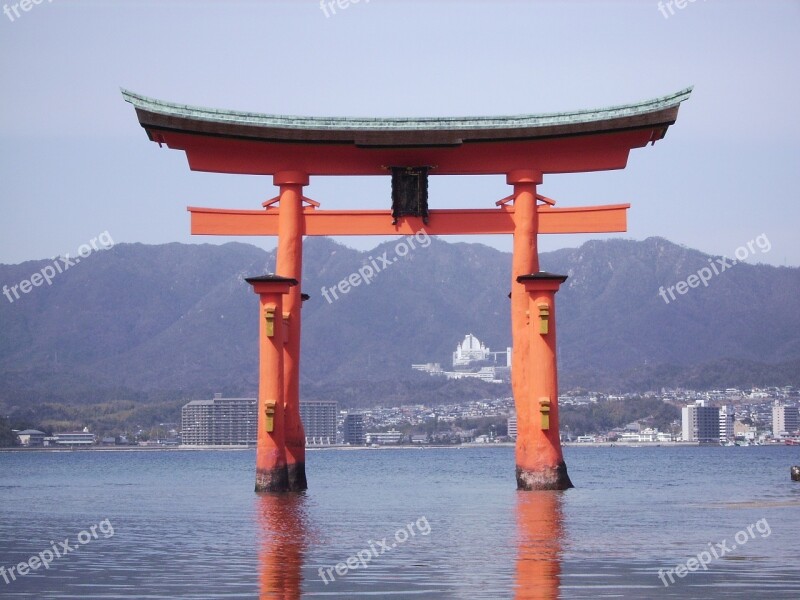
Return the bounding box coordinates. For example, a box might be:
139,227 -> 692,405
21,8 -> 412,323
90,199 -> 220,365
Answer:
122,88 -> 691,176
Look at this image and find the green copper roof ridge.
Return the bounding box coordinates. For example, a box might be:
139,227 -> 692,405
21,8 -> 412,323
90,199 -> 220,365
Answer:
120,86 -> 692,131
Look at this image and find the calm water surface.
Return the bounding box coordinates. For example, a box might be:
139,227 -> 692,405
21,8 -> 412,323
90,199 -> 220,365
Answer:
1,446 -> 799,599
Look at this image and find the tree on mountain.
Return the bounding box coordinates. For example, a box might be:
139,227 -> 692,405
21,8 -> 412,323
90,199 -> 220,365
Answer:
0,416 -> 18,447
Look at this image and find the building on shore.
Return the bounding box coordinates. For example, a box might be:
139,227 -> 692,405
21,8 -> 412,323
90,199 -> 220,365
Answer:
366,429 -> 403,445
507,414 -> 517,439
343,413 -> 366,445
181,394 -> 257,446
733,420 -> 757,441
617,428 -> 674,443
719,405 -> 735,443
772,402 -> 799,438
54,428 -> 96,446
681,400 -> 720,443
300,400 -> 337,445
16,429 -> 46,447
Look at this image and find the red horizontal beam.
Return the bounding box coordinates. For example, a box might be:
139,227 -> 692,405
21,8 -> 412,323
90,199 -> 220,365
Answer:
188,204 -> 629,237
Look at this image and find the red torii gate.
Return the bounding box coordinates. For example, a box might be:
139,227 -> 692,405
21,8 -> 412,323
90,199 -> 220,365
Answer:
124,87 -> 691,492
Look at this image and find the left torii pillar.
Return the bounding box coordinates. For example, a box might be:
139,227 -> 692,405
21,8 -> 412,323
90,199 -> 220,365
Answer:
245,275 -> 297,493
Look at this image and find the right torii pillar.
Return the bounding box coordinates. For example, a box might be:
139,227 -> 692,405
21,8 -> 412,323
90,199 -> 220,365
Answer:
509,170 -> 573,491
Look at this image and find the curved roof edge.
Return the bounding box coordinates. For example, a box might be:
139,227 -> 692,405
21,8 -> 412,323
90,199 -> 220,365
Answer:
121,87 -> 692,133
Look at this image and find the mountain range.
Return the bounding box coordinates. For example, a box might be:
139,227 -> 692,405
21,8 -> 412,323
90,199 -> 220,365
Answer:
1,236 -> 798,412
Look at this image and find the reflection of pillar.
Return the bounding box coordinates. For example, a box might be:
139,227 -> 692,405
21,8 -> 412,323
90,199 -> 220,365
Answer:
516,274 -> 573,490
245,275 -> 297,493
257,492 -> 307,599
275,171 -> 309,492
514,491 -> 564,600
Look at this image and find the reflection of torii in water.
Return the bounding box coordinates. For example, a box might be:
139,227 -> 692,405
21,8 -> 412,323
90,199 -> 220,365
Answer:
256,482 -> 565,598
123,87 -> 691,492
515,491 -> 564,600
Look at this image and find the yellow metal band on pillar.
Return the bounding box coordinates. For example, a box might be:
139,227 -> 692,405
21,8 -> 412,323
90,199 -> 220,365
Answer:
264,402 -> 276,432
539,397 -> 551,430
264,307 -> 276,337
538,303 -> 550,335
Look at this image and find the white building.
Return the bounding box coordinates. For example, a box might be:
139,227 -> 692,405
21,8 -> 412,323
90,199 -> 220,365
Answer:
734,420 -> 757,441
413,335 -> 511,382
617,428 -> 673,443
55,428 -> 96,446
366,429 -> 403,445
444,366 -> 499,382
772,402 -> 799,438
16,429 -> 46,446
411,363 -> 444,375
181,394 -> 257,446
719,406 -> 735,442
453,334 -> 490,366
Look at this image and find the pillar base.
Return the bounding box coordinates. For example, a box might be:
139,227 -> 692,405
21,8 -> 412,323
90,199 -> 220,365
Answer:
287,462 -> 308,492
516,463 -> 574,491
255,466 -> 290,493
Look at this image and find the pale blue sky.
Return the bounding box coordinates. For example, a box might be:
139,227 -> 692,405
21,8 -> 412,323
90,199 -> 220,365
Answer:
1,0 -> 798,266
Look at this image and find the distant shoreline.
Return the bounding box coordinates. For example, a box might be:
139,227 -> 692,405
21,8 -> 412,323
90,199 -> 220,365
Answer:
6,440 -> 785,453
563,441 -> 700,447
0,444 -> 511,453
0,446 -> 250,453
